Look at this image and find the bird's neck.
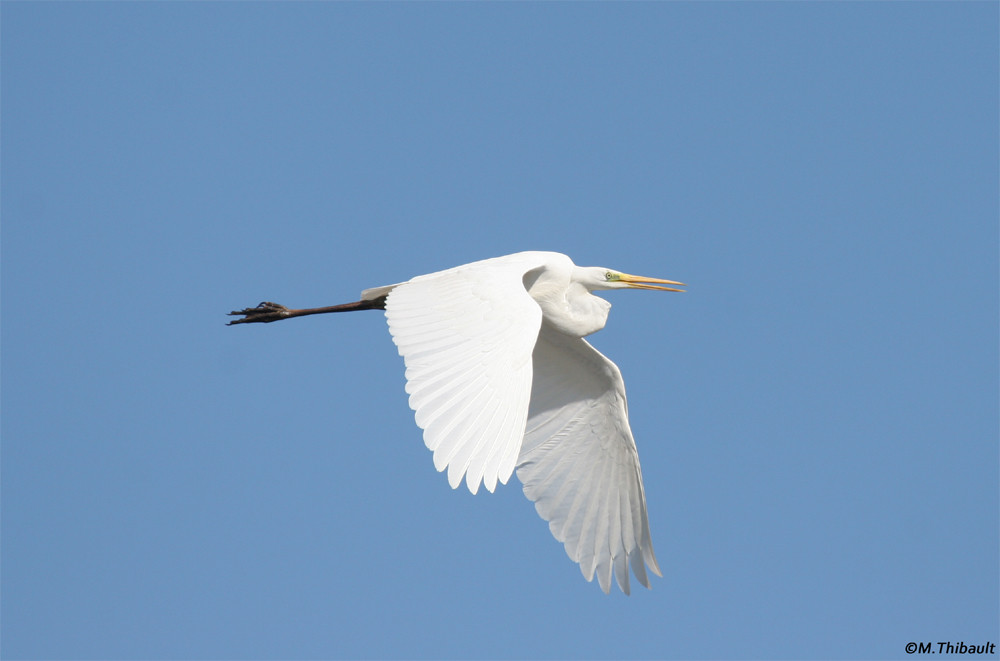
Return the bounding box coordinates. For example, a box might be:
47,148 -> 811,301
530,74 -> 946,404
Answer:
530,281 -> 610,338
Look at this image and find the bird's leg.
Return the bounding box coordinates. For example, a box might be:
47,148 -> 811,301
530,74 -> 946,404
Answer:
227,297 -> 386,325
227,301 -> 296,324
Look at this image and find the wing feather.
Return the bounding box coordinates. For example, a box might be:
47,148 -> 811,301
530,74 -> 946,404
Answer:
516,325 -> 661,594
376,252 -> 661,593
384,255 -> 545,495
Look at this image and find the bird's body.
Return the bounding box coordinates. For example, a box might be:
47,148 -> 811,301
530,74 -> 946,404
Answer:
229,251 -> 684,594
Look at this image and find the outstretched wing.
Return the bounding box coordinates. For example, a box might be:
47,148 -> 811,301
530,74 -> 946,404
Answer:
384,255 -> 545,495
516,325 -> 662,594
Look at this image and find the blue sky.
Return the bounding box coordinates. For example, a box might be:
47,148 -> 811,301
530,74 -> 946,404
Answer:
2,3 -> 997,659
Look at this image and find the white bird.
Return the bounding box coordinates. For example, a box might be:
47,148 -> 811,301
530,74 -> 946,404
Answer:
228,251 -> 685,594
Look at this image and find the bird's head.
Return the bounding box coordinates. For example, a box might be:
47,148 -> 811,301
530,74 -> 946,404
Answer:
582,267 -> 686,293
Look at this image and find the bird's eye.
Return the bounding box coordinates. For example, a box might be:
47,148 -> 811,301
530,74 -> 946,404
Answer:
605,271 -> 615,281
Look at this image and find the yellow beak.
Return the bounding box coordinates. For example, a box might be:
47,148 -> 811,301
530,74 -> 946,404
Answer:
619,273 -> 686,292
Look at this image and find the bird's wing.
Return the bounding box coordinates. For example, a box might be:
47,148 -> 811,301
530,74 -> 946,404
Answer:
384,257 -> 544,495
516,325 -> 662,594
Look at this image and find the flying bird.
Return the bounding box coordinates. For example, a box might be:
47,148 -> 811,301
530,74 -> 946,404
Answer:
228,251 -> 684,594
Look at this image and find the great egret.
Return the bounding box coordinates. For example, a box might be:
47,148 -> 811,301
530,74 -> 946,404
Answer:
228,251 -> 684,594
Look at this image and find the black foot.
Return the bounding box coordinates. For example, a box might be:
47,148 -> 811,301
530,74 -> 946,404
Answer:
227,301 -> 292,325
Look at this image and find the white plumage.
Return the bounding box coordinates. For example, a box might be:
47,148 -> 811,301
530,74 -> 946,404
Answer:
362,251 -> 682,594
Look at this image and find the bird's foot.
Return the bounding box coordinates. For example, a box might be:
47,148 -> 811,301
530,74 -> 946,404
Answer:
227,301 -> 292,325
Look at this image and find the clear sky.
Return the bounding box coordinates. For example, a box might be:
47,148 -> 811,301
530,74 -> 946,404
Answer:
2,3 -> 997,660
